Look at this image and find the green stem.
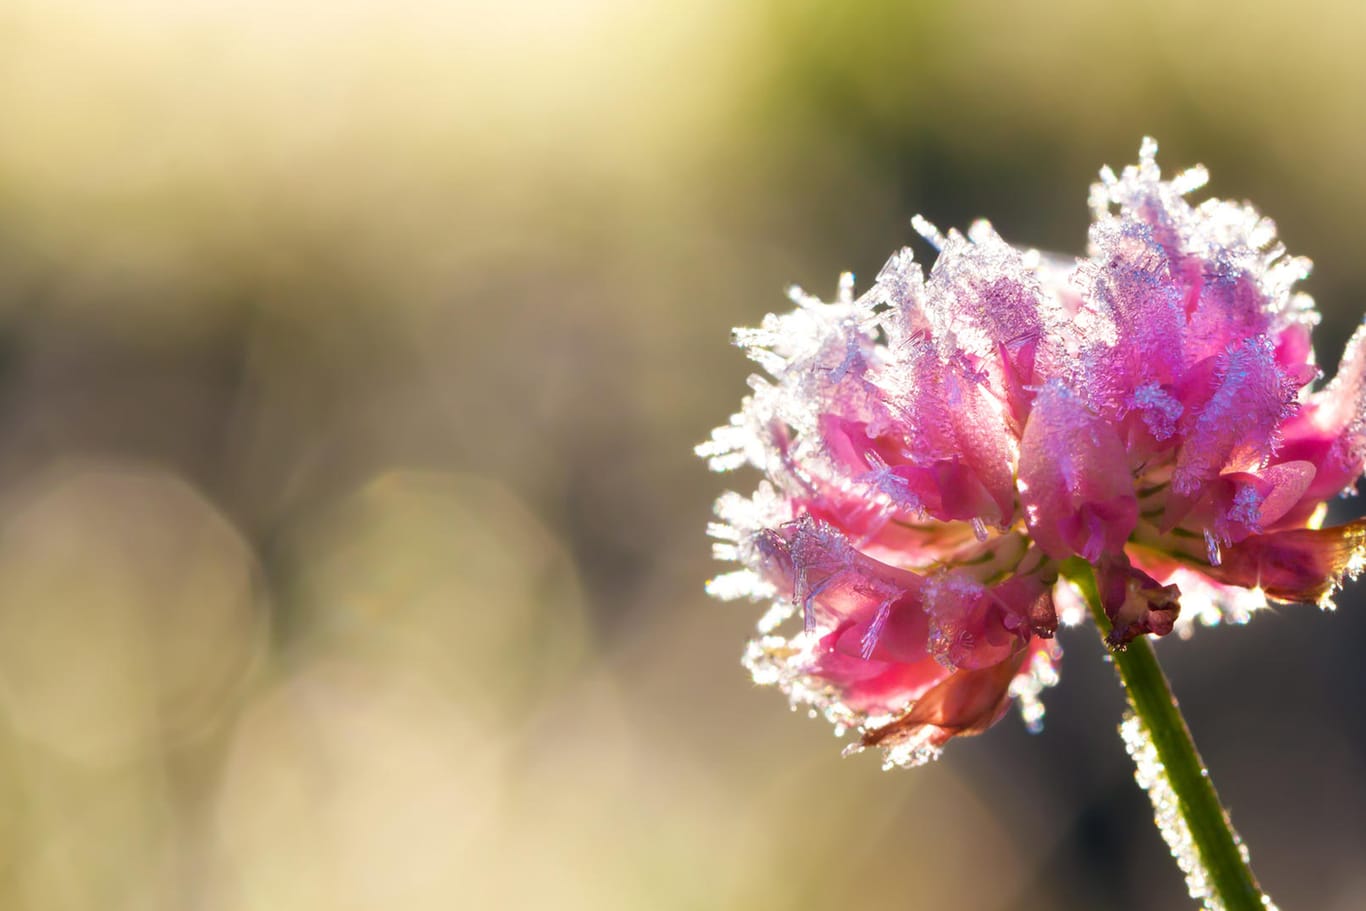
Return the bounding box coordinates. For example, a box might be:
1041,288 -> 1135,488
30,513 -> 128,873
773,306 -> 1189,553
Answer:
1065,561 -> 1268,911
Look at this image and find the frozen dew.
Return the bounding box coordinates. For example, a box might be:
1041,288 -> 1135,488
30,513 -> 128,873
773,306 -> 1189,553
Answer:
704,569 -> 776,603
1008,648 -> 1061,735
878,729 -> 943,771
754,599 -> 795,635
837,271 -> 856,305
1118,712 -> 1279,911
1166,568 -> 1267,639
858,599 -> 895,660
785,283 -> 824,310
1120,712 -> 1217,909
742,629 -> 862,732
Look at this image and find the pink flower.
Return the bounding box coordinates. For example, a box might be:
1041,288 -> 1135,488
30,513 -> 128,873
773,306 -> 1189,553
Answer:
699,139 -> 1366,768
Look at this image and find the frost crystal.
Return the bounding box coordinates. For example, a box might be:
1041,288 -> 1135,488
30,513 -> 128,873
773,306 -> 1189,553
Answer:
700,139 -> 1366,767
1119,713 -> 1279,911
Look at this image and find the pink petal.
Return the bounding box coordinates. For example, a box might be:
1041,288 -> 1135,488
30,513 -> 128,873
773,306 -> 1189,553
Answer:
860,650 -> 1029,751
1204,519 -> 1366,605
1172,337 -> 1299,495
923,570 -> 1052,670
754,515 -> 925,631
811,626 -> 951,715
1019,380 -> 1138,561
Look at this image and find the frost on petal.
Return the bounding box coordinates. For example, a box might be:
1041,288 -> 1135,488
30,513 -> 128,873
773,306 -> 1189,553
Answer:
1290,319 -> 1366,498
1076,219 -> 1188,407
748,515 -> 928,637
1128,381 -> 1184,441
1019,380 -> 1138,561
924,569 -> 1050,671
699,274 -> 892,490
1078,138 -> 1319,480
924,573 -> 1017,671
1172,337 -> 1299,495
1090,136 -> 1315,344
743,620 -> 950,724
706,485 -> 793,569
841,343 -> 1014,527
1204,519 -> 1366,608
1163,460 -> 1318,550
917,222 -> 1056,428
864,226 -> 1048,525
739,536 -> 951,738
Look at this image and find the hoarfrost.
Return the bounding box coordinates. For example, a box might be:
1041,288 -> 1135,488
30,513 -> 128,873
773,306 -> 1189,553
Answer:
1119,712 -> 1278,911
1008,647 -> 1061,734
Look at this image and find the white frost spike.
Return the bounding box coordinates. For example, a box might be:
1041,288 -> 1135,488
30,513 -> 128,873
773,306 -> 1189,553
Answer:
859,598 -> 894,660
705,569 -> 776,603
1119,713 -> 1278,911
837,271 -> 856,305
1204,529 -> 1223,567
1088,137 -> 1314,331
911,214 -> 947,251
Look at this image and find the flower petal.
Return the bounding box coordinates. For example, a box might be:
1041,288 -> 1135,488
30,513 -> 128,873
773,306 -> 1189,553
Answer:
1204,519 -> 1366,607
754,514 -> 924,632
1173,337 -> 1300,495
1019,379 -> 1138,561
860,650 -> 1028,752
1097,551 -> 1182,648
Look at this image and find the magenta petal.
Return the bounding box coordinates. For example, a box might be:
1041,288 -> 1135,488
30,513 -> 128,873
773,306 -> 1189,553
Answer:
1173,337 -> 1298,494
923,570 -> 1049,670
1172,460 -> 1317,544
812,626 -> 950,714
861,650 -> 1028,750
1251,461 -> 1316,527
1019,380 -> 1138,560
1280,320 -> 1366,502
1096,552 -> 1182,648
831,593 -> 931,665
944,373 -> 1018,526
1205,520 -> 1366,606
755,515 -> 925,632
924,574 -> 1015,671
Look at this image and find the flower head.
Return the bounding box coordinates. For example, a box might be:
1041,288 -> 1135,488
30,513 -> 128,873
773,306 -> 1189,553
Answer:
699,139 -> 1366,768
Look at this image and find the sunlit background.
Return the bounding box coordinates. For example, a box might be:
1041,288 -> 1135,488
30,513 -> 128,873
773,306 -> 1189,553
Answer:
0,1 -> 1363,909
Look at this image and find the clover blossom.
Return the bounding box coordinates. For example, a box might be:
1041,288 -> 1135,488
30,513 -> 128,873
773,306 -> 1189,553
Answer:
699,139 -> 1366,770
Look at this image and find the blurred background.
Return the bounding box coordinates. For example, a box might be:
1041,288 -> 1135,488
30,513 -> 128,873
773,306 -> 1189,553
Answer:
0,1 -> 1362,909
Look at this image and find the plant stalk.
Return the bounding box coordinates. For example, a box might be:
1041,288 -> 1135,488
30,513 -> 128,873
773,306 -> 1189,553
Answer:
1066,562 -> 1269,911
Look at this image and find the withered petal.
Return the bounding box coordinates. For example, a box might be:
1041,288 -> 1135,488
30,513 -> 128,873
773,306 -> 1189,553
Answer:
861,649 -> 1027,749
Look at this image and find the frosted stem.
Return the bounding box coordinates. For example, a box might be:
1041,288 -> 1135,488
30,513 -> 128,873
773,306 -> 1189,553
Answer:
1067,563 -> 1272,911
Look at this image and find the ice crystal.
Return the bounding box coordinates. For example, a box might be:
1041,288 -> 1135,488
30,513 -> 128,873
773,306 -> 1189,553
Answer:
1119,713 -> 1279,911
700,139 -> 1366,767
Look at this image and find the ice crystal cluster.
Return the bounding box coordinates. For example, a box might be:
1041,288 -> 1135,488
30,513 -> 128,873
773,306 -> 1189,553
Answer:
1119,713 -> 1277,911
699,139 -> 1366,768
